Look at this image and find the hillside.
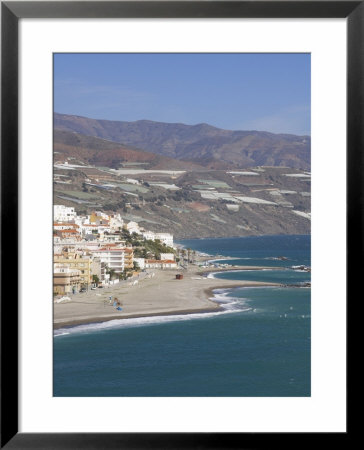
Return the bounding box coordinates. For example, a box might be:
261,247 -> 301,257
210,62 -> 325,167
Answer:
54,114 -> 310,238
54,130 -> 202,170
54,161 -> 311,238
54,113 -> 311,170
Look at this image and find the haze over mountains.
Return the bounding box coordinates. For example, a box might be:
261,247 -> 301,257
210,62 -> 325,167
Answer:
54,113 -> 310,170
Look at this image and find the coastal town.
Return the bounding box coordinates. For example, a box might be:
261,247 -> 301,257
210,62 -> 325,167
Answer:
53,204 -> 281,329
54,203 -> 178,297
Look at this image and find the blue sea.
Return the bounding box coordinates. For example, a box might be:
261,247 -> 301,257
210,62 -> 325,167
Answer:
54,235 -> 311,397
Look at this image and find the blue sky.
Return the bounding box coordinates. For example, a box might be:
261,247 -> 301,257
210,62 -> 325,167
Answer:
54,53 -> 310,135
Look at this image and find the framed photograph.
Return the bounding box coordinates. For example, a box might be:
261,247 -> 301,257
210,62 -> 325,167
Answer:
2,1 -> 357,447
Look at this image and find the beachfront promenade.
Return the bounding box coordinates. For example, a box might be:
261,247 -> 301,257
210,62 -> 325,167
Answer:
54,265 -> 280,329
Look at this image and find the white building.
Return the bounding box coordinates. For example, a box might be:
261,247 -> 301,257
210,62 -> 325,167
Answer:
125,221 -> 141,235
142,231 -> 156,241
142,231 -> 173,247
80,224 -> 99,235
160,253 -> 175,261
91,248 -> 125,274
145,259 -> 177,269
54,205 -> 77,222
80,223 -> 111,236
133,258 -> 145,270
74,215 -> 90,226
109,214 -> 124,232
102,233 -> 124,243
155,233 -> 174,247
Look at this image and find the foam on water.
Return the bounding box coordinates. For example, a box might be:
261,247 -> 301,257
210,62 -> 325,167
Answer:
206,270 -> 256,279
207,257 -> 240,263
209,256 -> 255,261
211,289 -> 251,312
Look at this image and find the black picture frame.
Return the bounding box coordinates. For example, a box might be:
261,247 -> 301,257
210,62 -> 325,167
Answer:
1,1 -> 357,448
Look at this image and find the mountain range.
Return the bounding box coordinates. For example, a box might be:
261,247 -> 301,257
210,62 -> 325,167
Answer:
54,113 -> 311,170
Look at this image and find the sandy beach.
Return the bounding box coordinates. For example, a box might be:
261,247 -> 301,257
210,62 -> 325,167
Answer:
54,265 -> 280,329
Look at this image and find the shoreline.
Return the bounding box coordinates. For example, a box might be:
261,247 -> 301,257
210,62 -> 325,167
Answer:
54,265 -> 280,331
54,305 -> 225,330
198,265 -> 280,277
